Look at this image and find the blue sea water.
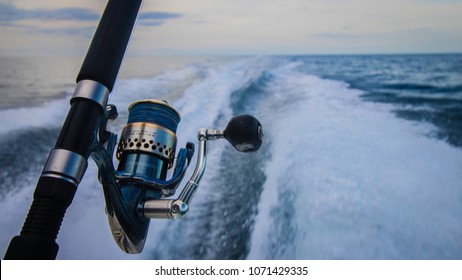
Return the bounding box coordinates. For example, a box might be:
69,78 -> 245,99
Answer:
0,54 -> 461,259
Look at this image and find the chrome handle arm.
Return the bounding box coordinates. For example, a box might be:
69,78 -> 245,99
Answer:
142,128 -> 222,219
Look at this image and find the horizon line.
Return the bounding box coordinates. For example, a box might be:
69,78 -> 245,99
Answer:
1,51 -> 461,58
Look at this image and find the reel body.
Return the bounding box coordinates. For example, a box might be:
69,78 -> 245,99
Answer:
91,99 -> 262,253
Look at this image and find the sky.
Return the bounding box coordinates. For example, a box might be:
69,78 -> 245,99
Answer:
0,0 -> 461,56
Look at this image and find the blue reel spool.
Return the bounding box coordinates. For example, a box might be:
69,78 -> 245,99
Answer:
116,99 -> 181,195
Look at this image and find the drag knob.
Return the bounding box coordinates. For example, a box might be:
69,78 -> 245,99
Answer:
224,115 -> 263,152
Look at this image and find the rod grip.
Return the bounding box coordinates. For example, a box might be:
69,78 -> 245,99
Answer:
4,177 -> 77,260
77,0 -> 142,91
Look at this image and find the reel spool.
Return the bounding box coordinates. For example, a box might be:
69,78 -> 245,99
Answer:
91,99 -> 262,253
116,100 -> 181,192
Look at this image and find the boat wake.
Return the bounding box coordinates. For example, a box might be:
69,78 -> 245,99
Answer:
1,56 -> 461,259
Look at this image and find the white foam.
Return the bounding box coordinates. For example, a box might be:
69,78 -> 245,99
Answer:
248,64 -> 462,259
0,98 -> 69,135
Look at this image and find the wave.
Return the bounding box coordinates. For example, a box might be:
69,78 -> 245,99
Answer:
380,83 -> 462,94
0,98 -> 69,135
1,56 -> 462,259
246,62 -> 462,259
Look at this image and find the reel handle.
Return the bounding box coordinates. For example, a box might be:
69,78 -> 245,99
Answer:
143,114 -> 263,220
224,115 -> 263,152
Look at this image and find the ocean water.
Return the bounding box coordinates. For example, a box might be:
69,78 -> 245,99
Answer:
0,54 -> 461,259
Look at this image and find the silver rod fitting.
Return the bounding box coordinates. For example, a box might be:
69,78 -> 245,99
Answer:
71,80 -> 110,110
41,149 -> 88,186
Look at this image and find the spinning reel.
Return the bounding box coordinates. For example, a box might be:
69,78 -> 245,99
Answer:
91,99 -> 263,253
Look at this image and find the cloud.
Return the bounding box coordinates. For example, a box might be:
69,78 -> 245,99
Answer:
310,33 -> 363,39
0,2 -> 182,40
0,3 -> 16,22
27,26 -> 97,38
137,11 -> 181,26
137,21 -> 164,27
35,8 -> 100,21
0,3 -> 181,26
138,11 -> 182,21
0,3 -> 99,23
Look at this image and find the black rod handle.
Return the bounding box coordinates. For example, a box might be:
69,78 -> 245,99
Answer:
4,178 -> 77,260
77,0 -> 142,92
4,0 -> 142,260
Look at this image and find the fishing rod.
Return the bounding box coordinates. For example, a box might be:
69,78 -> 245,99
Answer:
4,0 -> 262,259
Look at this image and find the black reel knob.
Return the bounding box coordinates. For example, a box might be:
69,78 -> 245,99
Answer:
224,115 -> 263,152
